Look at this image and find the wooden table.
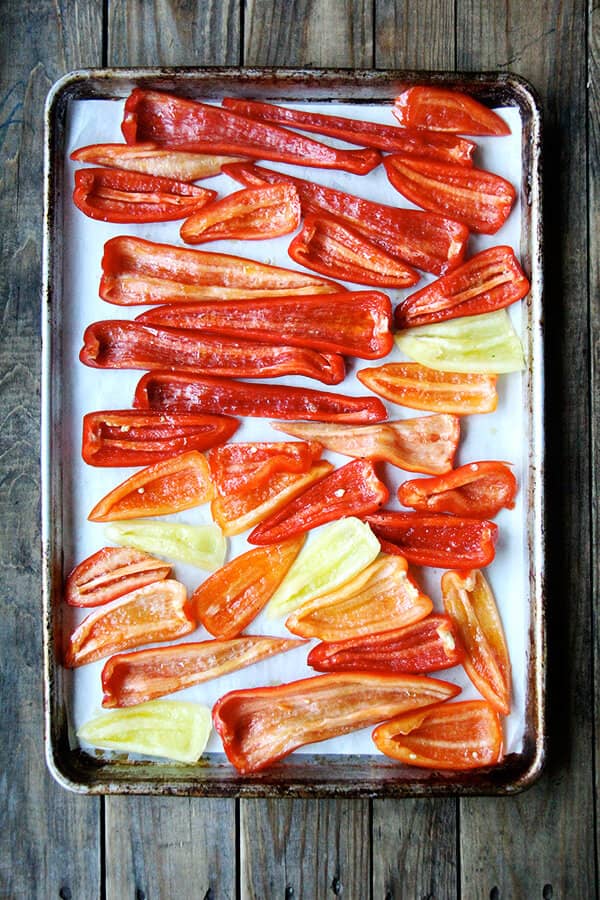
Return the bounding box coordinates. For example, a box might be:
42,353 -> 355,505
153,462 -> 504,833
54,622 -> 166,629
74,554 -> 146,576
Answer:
2,1 -> 597,897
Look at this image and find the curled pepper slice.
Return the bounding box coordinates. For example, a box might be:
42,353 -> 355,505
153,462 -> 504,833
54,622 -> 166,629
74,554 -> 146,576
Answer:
213,672 -> 461,773
393,87 -> 511,136
398,461 -> 517,519
356,363 -> 498,415
71,142 -> 246,181
181,183 -> 301,244
208,441 -> 321,497
65,547 -> 171,608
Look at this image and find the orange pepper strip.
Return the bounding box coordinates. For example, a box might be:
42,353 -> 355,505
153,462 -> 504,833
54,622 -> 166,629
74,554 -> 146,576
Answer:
181,183 -> 301,244
357,363 -> 498,415
398,461 -> 517,519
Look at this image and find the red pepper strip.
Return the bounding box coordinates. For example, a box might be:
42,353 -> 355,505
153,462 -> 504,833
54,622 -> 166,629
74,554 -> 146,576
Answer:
272,415 -> 460,475
285,553 -> 433,642
357,363 -> 498,415
212,461 -> 334,537
393,87 -> 511,136
364,511 -> 498,568
191,537 -> 306,638
372,700 -> 503,769
222,162 -> 469,276
82,409 -> 238,467
398,461 -> 517,519
122,89 -> 381,175
248,458 -> 389,545
65,547 -> 171,608
288,215 -> 419,288
395,246 -> 530,328
100,235 -> 341,306
72,168 -> 216,224
88,451 -> 214,523
134,372 -> 388,424
101,635 -> 306,707
213,672 -> 461,773
222,96 -> 476,164
136,291 -> 393,360
384,155 -> 516,235
308,614 -> 464,675
207,441 -> 321,497
80,320 -> 346,385
64,580 -> 195,668
180,183 -> 301,244
71,142 -> 247,181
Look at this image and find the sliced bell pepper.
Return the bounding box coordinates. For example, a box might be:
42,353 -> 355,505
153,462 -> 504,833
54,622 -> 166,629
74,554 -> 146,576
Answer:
285,553 -> 433,641
266,516 -> 381,618
222,162 -> 469,276
88,450 -> 214,523
307,614 -> 464,675
271,415 -> 460,475
190,538 -> 306,638
72,167 -> 216,224
134,372 -> 388,424
81,409 -> 238,467
71,142 -> 246,181
213,672 -> 461,773
207,441 -> 321,497
80,320 -> 345,385
65,547 -> 171,608
136,291 -> 393,360
64,579 -> 195,668
398,461 -> 517,519
364,511 -> 498,568
180,183 -> 301,244
442,569 -> 511,715
101,635 -> 306,707
395,246 -> 530,328
122,89 -> 381,175
393,87 -> 511,136
287,214 -> 419,288
222,96 -> 476,164
372,699 -> 503,770
248,458 -> 389,545
100,235 -> 341,306
384,155 -> 516,234
105,520 -> 226,572
395,309 -> 525,374
356,363 -> 498,415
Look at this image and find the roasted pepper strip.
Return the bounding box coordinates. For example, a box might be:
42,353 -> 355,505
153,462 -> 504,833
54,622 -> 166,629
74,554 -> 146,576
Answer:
288,215 -> 419,287
65,547 -> 171,608
100,235 -> 341,306
72,167 -> 216,224
442,569 -> 511,715
88,451 -> 214,522
364,511 -> 498,568
80,320 -> 345,385
393,87 -> 511,136
134,372 -> 388,424
384,155 -> 516,235
213,672 -> 461,773
180,183 -> 301,244
398,461 -> 517,519
191,538 -> 306,638
372,700 -> 503,770
222,162 -> 469,275
137,291 -> 393,360
222,96 -> 476,164
71,142 -> 246,180
106,520 -> 226,572
64,580 -> 195,668
271,415 -> 460,475
248,459 -> 389,545
308,614 -> 464,674
101,635 -> 306,707
356,363 -> 498,415
82,409 -> 238,467
285,553 -> 433,641
208,441 -> 321,497
395,246 -> 530,328
122,89 -> 381,175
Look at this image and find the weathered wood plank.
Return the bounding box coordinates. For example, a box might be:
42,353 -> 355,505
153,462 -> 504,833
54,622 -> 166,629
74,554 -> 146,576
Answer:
457,1 -> 595,895
374,0 -> 455,69
0,1 -> 102,898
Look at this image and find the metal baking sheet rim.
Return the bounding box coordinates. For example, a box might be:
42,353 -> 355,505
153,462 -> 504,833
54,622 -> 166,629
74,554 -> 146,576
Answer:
41,66 -> 546,798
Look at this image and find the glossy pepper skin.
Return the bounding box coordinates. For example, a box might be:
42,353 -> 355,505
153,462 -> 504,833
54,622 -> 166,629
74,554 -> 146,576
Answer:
398,461 -> 517,519
65,547 -> 171,608
70,142 -> 247,181
208,441 -> 322,497
180,183 -> 301,244
393,87 -> 511,136
72,167 -> 216,223
122,89 -> 382,175
356,363 -> 498,415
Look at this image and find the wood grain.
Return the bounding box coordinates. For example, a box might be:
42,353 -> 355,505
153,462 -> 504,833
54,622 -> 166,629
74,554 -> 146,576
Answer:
374,0 -> 455,69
